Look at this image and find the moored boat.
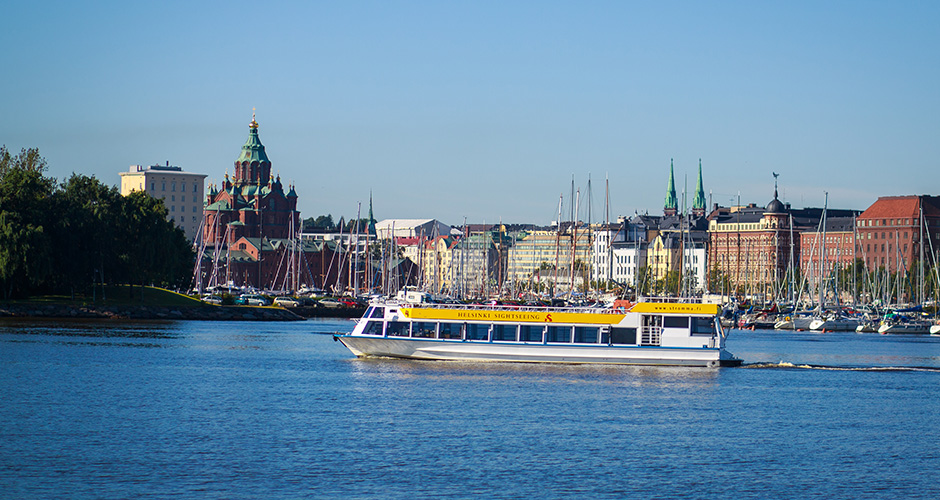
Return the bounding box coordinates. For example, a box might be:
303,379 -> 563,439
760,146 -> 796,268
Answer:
877,317 -> 932,335
809,315 -> 860,332
334,296 -> 741,367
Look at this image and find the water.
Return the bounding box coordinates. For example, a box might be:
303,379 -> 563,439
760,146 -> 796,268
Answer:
2,320 -> 939,499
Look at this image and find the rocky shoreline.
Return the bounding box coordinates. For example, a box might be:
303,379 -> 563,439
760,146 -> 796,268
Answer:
0,303 -> 306,321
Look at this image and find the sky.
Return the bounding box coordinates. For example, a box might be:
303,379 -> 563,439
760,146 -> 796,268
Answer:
2,0 -> 938,227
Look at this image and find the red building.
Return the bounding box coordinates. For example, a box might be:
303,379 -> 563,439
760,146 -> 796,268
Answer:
203,114 -> 300,245
707,192 -> 793,295
798,217 -> 857,297
856,195 -> 940,273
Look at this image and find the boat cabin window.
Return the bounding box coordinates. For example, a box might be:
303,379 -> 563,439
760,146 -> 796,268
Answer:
466,323 -> 489,341
366,307 -> 384,318
546,326 -> 571,343
492,324 -> 517,341
520,325 -> 542,342
413,322 -> 436,338
663,316 -> 689,329
574,326 -> 599,343
691,317 -> 716,336
609,327 -> 637,345
363,321 -> 384,336
439,323 -> 462,339
386,321 -> 409,337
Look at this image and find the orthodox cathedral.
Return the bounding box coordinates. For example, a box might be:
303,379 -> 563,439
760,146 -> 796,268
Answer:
203,113 -> 300,245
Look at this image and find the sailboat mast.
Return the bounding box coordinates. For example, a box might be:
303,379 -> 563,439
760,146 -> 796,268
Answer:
819,192 -> 828,311
569,189 -> 580,299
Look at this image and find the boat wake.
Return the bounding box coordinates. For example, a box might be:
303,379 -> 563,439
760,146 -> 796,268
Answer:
741,362 -> 940,372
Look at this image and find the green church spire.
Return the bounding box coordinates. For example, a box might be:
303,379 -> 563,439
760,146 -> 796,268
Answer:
367,192 -> 377,236
664,159 -> 678,216
693,159 -> 706,216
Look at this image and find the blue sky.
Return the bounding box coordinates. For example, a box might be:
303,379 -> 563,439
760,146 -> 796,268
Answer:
2,0 -> 938,226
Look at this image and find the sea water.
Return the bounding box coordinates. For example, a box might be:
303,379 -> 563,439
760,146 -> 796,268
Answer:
1,319 -> 938,499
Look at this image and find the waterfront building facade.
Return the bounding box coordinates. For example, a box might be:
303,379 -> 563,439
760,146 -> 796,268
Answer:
507,225 -> 592,295
798,217 -> 857,297
119,162 -> 207,242
707,191 -> 793,297
855,195 -> 940,274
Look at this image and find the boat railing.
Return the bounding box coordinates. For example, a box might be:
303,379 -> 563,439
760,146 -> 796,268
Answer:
638,296 -> 705,304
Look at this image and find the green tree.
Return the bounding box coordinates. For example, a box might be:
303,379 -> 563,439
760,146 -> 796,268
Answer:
49,174 -> 126,297
0,146 -> 55,298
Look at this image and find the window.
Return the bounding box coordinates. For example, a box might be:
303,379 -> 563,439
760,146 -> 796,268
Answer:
574,326 -> 598,343
609,327 -> 637,345
386,321 -> 409,337
413,322 -> 436,338
692,317 -> 716,335
363,321 -> 383,335
171,182 -> 176,192
520,325 -> 542,342
546,326 -> 571,343
466,323 -> 488,340
162,182 -> 166,191
150,182 -> 155,191
193,206 -> 197,213
194,183 -> 198,193
181,183 -> 186,192
664,316 -> 689,329
439,323 -> 461,339
492,324 -> 516,341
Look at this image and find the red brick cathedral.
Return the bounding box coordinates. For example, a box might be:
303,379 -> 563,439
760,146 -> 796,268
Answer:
203,114 -> 300,245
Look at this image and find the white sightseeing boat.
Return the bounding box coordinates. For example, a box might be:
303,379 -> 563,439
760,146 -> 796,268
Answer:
334,295 -> 741,368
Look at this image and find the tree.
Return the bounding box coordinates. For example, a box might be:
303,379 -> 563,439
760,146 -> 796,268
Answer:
49,174 -> 126,297
302,214 -> 335,232
0,146 -> 55,298
120,191 -> 193,290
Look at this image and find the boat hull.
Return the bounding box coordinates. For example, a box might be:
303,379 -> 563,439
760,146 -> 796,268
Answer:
809,318 -> 860,332
878,323 -> 931,335
336,335 -> 729,367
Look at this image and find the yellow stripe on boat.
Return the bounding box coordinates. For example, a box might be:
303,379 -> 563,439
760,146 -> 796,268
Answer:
628,303 -> 720,315
400,308 -> 626,325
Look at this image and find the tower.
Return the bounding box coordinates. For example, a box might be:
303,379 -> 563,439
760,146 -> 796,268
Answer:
664,159 -> 678,216
233,110 -> 271,185
692,159 -> 706,217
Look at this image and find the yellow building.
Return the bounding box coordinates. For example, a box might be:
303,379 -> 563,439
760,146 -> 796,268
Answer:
119,163 -> 207,242
421,236 -> 459,293
508,226 -> 592,293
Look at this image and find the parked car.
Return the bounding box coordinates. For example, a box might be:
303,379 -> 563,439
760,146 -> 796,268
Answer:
273,296 -> 302,308
318,298 -> 344,308
237,294 -> 271,306
202,295 -> 223,305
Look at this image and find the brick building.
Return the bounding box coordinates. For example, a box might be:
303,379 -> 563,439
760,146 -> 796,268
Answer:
856,195 -> 940,273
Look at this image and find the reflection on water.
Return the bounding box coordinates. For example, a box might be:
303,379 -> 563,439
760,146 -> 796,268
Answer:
347,356 -> 721,387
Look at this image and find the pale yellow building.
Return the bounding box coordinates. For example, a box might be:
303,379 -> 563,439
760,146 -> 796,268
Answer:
508,226 -> 592,293
119,163 -> 208,242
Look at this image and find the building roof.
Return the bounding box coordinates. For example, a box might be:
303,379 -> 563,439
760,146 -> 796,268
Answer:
236,116 -> 270,165
858,195 -> 940,220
